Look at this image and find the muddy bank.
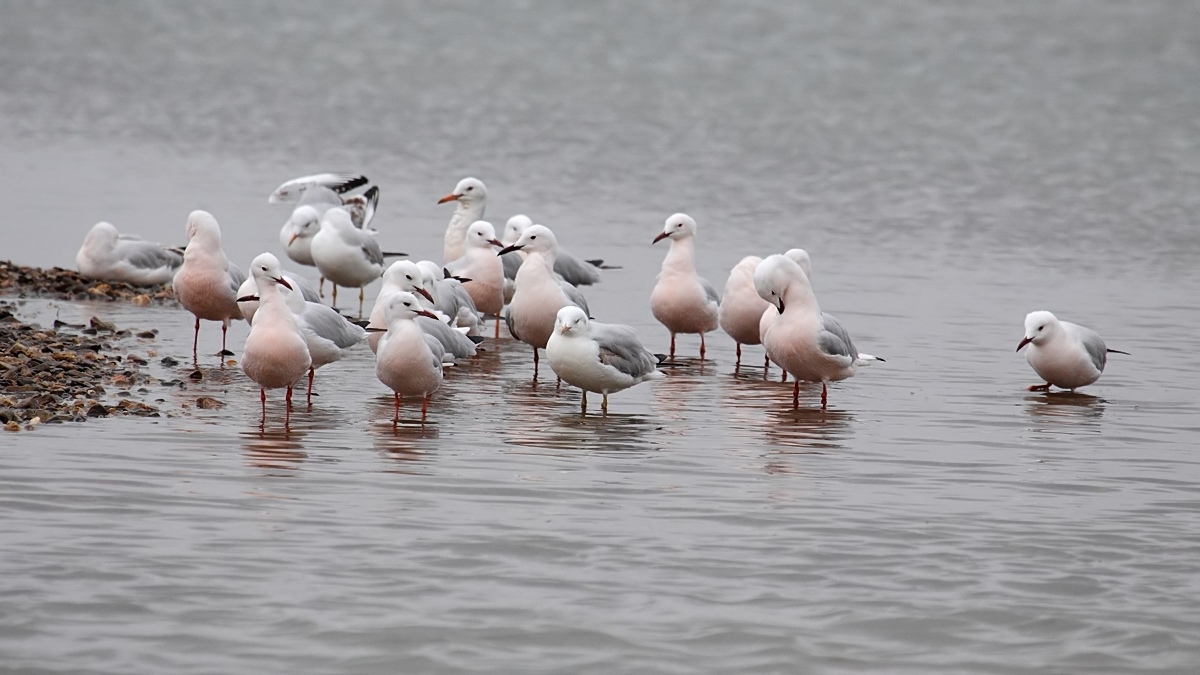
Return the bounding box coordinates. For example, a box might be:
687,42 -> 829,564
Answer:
0,260 -> 176,304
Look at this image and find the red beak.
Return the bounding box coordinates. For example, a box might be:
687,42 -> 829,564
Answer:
416,309 -> 440,320
288,233 -> 299,246
437,193 -> 460,204
1016,336 -> 1032,352
415,287 -> 434,302
652,232 -> 670,244
274,276 -> 293,290
487,238 -> 505,248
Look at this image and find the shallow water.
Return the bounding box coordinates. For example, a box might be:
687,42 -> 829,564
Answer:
3,2 -> 1200,673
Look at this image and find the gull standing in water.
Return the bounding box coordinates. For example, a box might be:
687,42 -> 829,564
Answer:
437,177 -> 488,263
1017,311 -> 1127,392
372,291 -> 444,422
498,225 -> 590,380
368,261 -> 477,362
173,211 -> 246,360
547,306 -> 664,414
240,253 -> 311,420
500,214 -> 606,288
758,248 -> 813,378
444,221 -> 506,337
650,213 -> 720,359
76,222 -> 183,285
754,254 -> 880,409
310,207 -> 386,316
718,255 -> 772,368
270,173 -> 380,297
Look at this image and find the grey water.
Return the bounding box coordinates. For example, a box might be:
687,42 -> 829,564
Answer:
2,2 -> 1200,672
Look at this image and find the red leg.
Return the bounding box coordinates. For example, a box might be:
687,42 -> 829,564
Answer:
307,367 -> 315,405
358,287 -> 365,318
260,388 -> 267,415
332,285 -> 338,309
393,392 -> 401,422
781,369 -> 787,383
495,318 -> 501,339
318,276 -> 325,298
700,332 -> 706,359
533,347 -> 540,381
192,317 -> 200,361
821,382 -> 828,409
1028,383 -> 1051,392
735,342 -> 742,366
286,385 -> 294,410
581,390 -> 588,414
221,322 -> 229,356
421,394 -> 429,420
669,333 -> 676,358
793,380 -> 800,409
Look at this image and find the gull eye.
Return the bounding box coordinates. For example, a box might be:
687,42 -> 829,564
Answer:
465,186 -> 473,192
530,235 -> 537,240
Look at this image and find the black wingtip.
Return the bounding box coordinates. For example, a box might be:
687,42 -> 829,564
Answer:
468,335 -> 486,345
349,319 -> 370,328
334,174 -> 370,194
653,353 -> 670,364
875,356 -> 887,362
381,251 -> 408,258
1107,349 -> 1130,356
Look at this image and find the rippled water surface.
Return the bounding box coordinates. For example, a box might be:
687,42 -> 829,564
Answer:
3,2 -> 1200,673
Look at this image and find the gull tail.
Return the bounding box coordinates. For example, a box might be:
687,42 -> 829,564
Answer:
1107,348 -> 1130,356
381,251 -> 408,258
856,353 -> 885,364
586,259 -> 623,270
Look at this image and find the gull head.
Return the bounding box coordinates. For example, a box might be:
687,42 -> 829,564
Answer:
249,252 -> 294,291
555,306 -> 590,337
320,207 -> 354,232
438,177 -> 487,205
653,213 -> 697,244
754,254 -> 807,313
382,260 -> 434,302
382,291 -> 439,324
503,215 -> 532,246
466,221 -> 503,250
1018,310 -> 1060,351
185,210 -> 223,249
83,222 -> 121,250
287,205 -> 322,245
498,224 -> 557,256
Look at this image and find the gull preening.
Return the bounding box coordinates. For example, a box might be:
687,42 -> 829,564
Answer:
240,253 -> 312,419
547,306 -> 664,413
650,213 -> 720,359
758,248 -> 813,378
1017,311 -> 1127,392
372,291 -> 444,422
75,222 -> 183,286
438,177 -> 488,263
310,207 -> 385,316
754,253 -> 880,409
499,224 -> 591,379
718,255 -> 772,367
172,211 -> 246,360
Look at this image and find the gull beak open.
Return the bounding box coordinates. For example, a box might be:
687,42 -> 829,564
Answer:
652,231 -> 670,244
1016,336 -> 1032,352
415,287 -> 435,302
416,309 -> 440,320
497,244 -> 524,256
274,276 -> 293,291
437,193 -> 461,205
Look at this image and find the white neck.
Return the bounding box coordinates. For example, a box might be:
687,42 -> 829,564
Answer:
443,202 -> 486,260
660,236 -> 696,275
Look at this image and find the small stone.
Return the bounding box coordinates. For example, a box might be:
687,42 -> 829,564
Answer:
131,294 -> 151,306
195,396 -> 224,410
160,356 -> 180,366
86,403 -> 109,417
4,421 -> 19,432
189,369 -> 203,380
136,330 -> 157,339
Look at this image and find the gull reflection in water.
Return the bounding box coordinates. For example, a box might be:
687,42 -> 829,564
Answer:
240,424 -> 308,475
1024,392 -> 1105,432
499,378 -> 659,456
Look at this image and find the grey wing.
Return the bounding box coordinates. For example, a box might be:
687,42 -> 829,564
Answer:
302,303 -> 366,349
444,254 -> 468,277
423,333 -> 448,365
592,323 -> 658,378
116,240 -> 182,271
417,315 -> 477,359
227,262 -> 247,294
561,279 -> 590,317
284,273 -> 321,303
817,313 -> 859,361
1078,327 -> 1108,372
553,249 -> 602,286
340,227 -> 385,266
502,251 -> 522,280
504,307 -> 520,341
452,282 -> 479,315
700,276 -> 721,306
272,173 -> 368,204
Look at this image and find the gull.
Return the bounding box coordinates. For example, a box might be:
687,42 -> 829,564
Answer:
758,248 -> 813,376
1017,311 -> 1128,392
755,254 -> 880,409
310,207 -> 385,317
444,220 -> 506,336
173,210 -> 246,360
371,291 -> 444,422
498,224 -> 590,379
437,177 -> 488,263
368,261 -> 478,362
270,173 -> 381,296
547,306 -> 664,414
501,214 -> 607,287
650,213 -> 720,359
718,255 -> 772,367
76,222 -> 183,285
240,253 -> 312,419
235,271 -> 319,324
416,260 -> 484,334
